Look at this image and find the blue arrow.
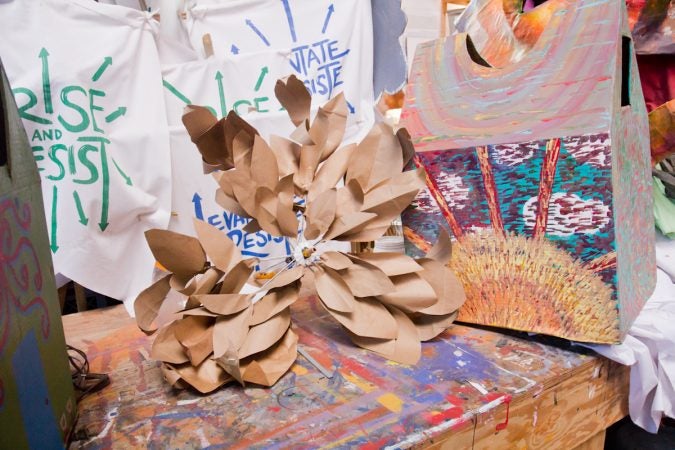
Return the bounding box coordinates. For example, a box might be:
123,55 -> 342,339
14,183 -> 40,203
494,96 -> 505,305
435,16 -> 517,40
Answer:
192,193 -> 204,220
322,4 -> 334,34
245,19 -> 270,47
281,0 -> 297,42
346,101 -> 355,114
231,44 -> 240,55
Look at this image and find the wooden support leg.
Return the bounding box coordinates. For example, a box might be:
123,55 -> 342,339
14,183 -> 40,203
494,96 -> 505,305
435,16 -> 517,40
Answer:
74,283 -> 87,312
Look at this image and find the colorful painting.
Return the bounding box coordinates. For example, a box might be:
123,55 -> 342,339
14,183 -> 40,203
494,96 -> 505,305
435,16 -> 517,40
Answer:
401,0 -> 655,343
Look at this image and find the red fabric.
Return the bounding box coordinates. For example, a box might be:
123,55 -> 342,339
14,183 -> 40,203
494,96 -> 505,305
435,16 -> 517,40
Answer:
637,54 -> 675,112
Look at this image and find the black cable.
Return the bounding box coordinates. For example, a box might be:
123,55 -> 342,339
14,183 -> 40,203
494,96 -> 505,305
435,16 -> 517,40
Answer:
67,344 -> 110,401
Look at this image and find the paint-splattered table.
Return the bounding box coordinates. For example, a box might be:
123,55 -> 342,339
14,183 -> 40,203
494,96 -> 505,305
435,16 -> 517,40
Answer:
63,297 -> 628,449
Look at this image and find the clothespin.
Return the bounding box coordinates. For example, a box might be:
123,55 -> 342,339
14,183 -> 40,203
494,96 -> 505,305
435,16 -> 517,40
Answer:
202,33 -> 214,58
138,0 -> 148,12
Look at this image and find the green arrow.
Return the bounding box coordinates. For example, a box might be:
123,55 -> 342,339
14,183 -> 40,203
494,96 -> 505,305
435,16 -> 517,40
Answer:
112,158 -> 132,186
50,185 -> 59,253
215,71 -> 227,117
254,66 -> 269,92
39,48 -> 53,115
73,191 -> 88,225
99,142 -> 110,231
92,56 -> 113,82
162,79 -> 192,105
105,106 -> 127,123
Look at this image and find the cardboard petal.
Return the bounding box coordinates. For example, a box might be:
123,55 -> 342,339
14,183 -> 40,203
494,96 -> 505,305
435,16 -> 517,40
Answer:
274,75 -> 311,127
319,251 -> 353,271
411,311 -> 459,341
276,201 -> 300,238
250,283 -> 299,326
415,258 -> 466,316
242,328 -> 298,386
232,129 -> 253,173
348,123 -> 402,192
224,110 -> 258,160
145,229 -> 206,278
269,135 -> 301,177
173,359 -> 232,394
258,266 -> 305,291
170,273 -> 197,296
161,363 -> 185,389
313,265 -> 355,313
226,169 -> 260,217
295,144 -> 323,192
308,92 -> 349,161
335,179 -> 365,217
182,106 -> 232,169
213,307 -> 253,357
151,322 -> 189,364
173,315 -> 215,366
307,144 -> 356,203
220,259 -> 257,294
238,308 -> 292,359
381,306 -> 421,365
290,118 -> 314,145
397,128 -> 416,168
376,272 -> 438,313
323,212 -> 377,241
338,259 -> 395,297
350,252 -> 423,277
193,219 -> 243,273
426,228 -> 452,265
214,170 -> 234,197
346,333 -> 396,357
198,294 -> 252,316
215,189 -> 250,218
243,219 -> 262,234
180,307 -> 219,318
325,296 -> 398,339
134,274 -> 172,334
251,135 -> 280,190
362,170 -> 425,217
214,347 -> 244,384
340,224 -> 394,243
304,188 -> 337,240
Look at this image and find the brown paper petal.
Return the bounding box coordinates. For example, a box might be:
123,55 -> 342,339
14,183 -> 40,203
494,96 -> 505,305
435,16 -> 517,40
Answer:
193,268 -> 223,295
171,359 -> 232,394
304,188 -> 337,240
215,189 -> 251,218
250,284 -> 300,326
170,273 -> 197,296
411,311 -> 459,341
161,363 -> 186,389
242,328 -> 298,386
362,169 -> 425,217
335,179 -> 364,217
269,135 -> 301,177
152,322 -> 189,364
253,187 -> 282,236
232,129 -> 253,173
397,128 -> 416,168
243,219 -> 262,234
214,347 -> 244,384
346,333 -> 395,357
426,228 -> 452,265
220,259 -> 257,294
145,229 -> 206,278
308,92 -> 349,161
320,252 -> 353,271
224,110 -> 258,161
415,258 -> 466,316
290,119 -> 314,145
338,259 -> 395,297
251,135 -> 280,190
295,144 -> 323,192
226,170 -> 259,217
323,212 -> 377,241
193,219 -> 243,273
346,123 -> 402,193
182,106 -> 233,169
258,266 -> 305,291
307,144 -> 356,203
339,224 -> 395,243
376,273 -> 438,313
214,170 -> 234,198
314,265 -> 355,313
350,252 -> 423,277
180,307 -> 219,318
213,307 -> 253,357
173,316 -> 215,366
274,75 -> 311,127
134,274 -> 172,334
198,294 -> 252,316
325,296 -> 398,340
238,308 -> 292,359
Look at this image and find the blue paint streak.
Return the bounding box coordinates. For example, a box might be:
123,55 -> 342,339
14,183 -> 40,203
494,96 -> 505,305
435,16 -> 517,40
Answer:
281,0 -> 297,43
231,45 -> 240,55
346,101 -> 355,114
192,193 -> 204,220
322,4 -> 334,34
11,331 -> 63,450
245,19 -> 271,47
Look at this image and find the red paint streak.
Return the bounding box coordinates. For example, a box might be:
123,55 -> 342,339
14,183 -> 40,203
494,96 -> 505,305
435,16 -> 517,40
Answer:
414,155 -> 464,238
583,252 -> 617,273
403,226 -> 432,253
359,438 -> 389,450
268,406 -> 281,413
533,138 -> 561,238
496,395 -> 512,431
423,407 -> 464,426
476,146 -> 505,236
340,358 -> 385,385
445,394 -> 465,405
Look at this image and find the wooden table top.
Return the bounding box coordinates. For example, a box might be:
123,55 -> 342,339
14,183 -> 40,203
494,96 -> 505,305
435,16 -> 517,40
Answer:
63,297 -> 628,449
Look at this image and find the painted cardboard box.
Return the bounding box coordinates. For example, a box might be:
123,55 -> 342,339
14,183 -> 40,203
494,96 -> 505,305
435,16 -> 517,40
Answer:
0,59 -> 76,448
401,0 -> 656,343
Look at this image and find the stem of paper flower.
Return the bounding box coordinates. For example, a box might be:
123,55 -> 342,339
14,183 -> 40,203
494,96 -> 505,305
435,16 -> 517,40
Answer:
251,259 -> 296,304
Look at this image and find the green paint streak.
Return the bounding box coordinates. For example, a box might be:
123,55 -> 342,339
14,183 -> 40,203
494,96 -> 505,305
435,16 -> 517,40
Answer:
73,190 -> 88,225
39,48 -> 53,115
50,185 -> 58,253
92,57 -> 113,82
105,106 -> 127,123
112,158 -> 132,186
99,142 -> 110,231
215,71 -> 226,117
254,66 -> 269,92
162,79 -> 191,105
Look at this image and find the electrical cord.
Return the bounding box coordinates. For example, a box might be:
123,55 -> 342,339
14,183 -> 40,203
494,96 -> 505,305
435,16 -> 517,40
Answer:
67,344 -> 110,401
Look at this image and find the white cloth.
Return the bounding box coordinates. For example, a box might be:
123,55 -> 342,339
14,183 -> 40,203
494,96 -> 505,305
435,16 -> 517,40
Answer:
584,235 -> 675,433
0,0 -> 172,312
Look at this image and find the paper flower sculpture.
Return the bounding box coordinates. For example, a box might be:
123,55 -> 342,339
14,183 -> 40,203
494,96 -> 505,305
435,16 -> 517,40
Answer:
134,76 -> 465,393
